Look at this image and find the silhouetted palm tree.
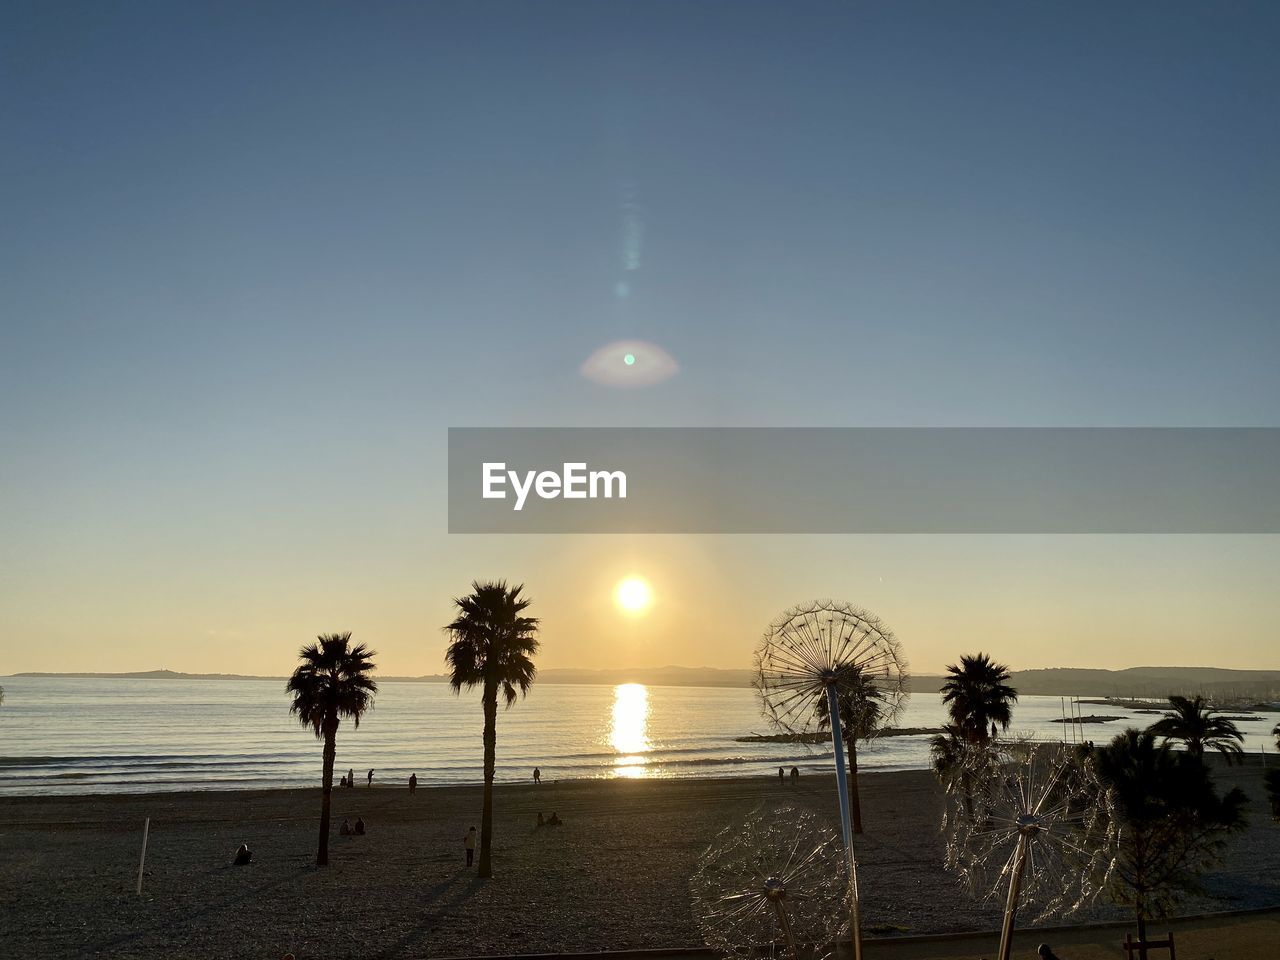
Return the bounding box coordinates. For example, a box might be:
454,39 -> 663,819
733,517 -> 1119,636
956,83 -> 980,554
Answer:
928,723 -> 969,783
445,580 -> 539,878
814,668 -> 887,834
1147,695 -> 1244,764
1094,729 -> 1246,951
286,632 -> 377,867
928,721 -> 997,821
1265,768 -> 1280,821
940,653 -> 1018,744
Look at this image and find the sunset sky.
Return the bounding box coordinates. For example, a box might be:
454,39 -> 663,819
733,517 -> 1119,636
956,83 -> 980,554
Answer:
3,2 -> 1279,677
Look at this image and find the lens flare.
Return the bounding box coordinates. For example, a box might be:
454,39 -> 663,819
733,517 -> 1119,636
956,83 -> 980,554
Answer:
581,339 -> 678,388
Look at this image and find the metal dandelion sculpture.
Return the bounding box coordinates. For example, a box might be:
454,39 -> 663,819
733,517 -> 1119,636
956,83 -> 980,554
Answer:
692,808 -> 848,960
944,741 -> 1114,960
753,600 -> 909,960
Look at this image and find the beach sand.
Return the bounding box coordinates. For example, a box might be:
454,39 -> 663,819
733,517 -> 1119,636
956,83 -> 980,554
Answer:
2,763 -> 1277,959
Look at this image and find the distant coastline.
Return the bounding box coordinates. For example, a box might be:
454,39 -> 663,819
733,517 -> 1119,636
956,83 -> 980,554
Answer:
7,664 -> 1280,699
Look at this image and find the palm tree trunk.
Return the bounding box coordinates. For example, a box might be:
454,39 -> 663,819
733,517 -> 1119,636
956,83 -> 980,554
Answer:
317,718 -> 337,867
478,679 -> 498,878
847,735 -> 864,835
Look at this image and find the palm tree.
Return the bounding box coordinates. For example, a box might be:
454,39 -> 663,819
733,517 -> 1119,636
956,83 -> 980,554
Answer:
1094,729 -> 1246,955
1147,695 -> 1244,764
929,721 -> 998,823
286,632 -> 377,867
445,580 -> 540,878
814,669 -> 887,834
1265,768 -> 1280,821
940,653 -> 1018,745
929,723 -> 969,783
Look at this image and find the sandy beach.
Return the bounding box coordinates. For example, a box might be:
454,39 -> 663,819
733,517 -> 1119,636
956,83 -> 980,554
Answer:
2,762 -> 1277,959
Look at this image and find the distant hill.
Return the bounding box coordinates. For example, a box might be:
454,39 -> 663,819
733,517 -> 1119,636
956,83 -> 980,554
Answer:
9,664 -> 1279,698
1001,666 -> 1280,699
10,669 -> 282,681
6,666 -> 754,687
536,666 -> 755,688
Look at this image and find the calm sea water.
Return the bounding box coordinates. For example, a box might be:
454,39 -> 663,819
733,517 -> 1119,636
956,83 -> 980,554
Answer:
0,678 -> 1275,795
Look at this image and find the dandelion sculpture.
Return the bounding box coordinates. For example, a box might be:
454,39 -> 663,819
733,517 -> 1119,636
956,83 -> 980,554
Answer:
692,808 -> 848,960
753,601 -> 909,960
944,741 -> 1114,960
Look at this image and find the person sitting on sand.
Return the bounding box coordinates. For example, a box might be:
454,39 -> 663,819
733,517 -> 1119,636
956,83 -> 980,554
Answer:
547,812 -> 562,826
409,773 -> 417,794
464,826 -> 477,866
339,818 -> 352,836
354,817 -> 366,835
536,811 -> 545,827
233,843 -> 252,865
339,775 -> 348,788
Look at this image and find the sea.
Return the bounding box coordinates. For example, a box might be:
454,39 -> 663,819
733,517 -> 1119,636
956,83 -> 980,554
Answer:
0,677 -> 1276,795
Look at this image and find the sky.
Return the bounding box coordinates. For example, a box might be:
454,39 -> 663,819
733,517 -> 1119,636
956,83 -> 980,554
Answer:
2,1 -> 1279,677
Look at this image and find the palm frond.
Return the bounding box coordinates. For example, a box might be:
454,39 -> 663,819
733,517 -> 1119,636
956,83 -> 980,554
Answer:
286,632 -> 378,738
443,580 -> 540,707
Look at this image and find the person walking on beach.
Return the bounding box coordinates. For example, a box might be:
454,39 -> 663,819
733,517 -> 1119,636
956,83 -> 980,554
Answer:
464,826 -> 477,866
790,766 -> 799,784
348,768 -> 354,788
409,773 -> 417,794
367,768 -> 374,787
533,766 -> 541,784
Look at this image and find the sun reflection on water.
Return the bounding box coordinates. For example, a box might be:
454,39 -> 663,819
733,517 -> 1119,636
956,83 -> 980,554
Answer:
609,683 -> 652,777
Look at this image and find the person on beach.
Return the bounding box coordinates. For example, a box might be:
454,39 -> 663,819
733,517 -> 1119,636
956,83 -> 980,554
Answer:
464,826 -> 477,866
536,812 -> 545,827
409,773 -> 417,794
547,812 -> 562,826
348,768 -> 354,788
790,766 -> 799,784
533,766 -> 541,784
355,817 -> 366,835
340,818 -> 352,836
367,768 -> 374,787
778,766 -> 784,784
233,844 -> 252,865
340,775 -> 348,788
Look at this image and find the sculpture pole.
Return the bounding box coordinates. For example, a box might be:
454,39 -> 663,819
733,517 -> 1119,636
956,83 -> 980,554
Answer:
764,877 -> 799,960
997,824 -> 1033,960
825,682 -> 862,960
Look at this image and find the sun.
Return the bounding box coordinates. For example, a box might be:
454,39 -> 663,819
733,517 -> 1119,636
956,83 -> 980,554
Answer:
614,576 -> 653,615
